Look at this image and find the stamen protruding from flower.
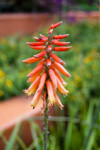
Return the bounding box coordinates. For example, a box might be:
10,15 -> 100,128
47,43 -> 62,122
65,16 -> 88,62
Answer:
51,54 -> 65,65
46,80 -> 55,104
53,61 -> 71,77
52,34 -> 69,39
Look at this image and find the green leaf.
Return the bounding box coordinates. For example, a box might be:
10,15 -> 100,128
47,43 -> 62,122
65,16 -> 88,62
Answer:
5,122 -> 20,150
86,130 -> 96,150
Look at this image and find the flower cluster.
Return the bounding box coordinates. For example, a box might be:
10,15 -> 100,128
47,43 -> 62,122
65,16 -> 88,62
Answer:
22,21 -> 72,109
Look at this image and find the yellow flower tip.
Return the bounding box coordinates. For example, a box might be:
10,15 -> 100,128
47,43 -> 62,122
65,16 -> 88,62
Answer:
62,81 -> 67,87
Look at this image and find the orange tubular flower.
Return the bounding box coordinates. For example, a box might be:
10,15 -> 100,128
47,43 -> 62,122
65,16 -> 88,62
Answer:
27,64 -> 43,77
31,73 -> 47,107
30,46 -> 45,50
52,66 -> 67,87
53,87 -> 64,109
49,21 -> 62,29
27,71 -> 41,83
51,54 -> 65,65
24,76 -> 41,96
52,34 -> 69,39
49,69 -> 57,89
53,46 -> 72,51
26,42 -> 44,46
53,61 -> 71,77
23,21 -> 72,109
46,80 -> 55,104
34,51 -> 46,58
47,59 -> 51,67
51,40 -> 70,46
56,77 -> 69,96
22,56 -> 42,64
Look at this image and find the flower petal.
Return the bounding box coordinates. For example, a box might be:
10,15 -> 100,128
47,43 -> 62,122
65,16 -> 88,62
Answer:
30,72 -> 47,107
47,59 -> 51,67
53,61 -> 71,77
57,77 -> 69,95
26,42 -> 44,46
51,65 -> 67,86
52,87 -> 64,109
52,34 -> 69,39
22,56 -> 42,64
49,69 -> 57,88
51,54 -> 65,65
24,75 -> 41,96
53,46 -> 72,51
49,21 -> 62,29
51,40 -> 70,46
30,46 -> 45,50
46,80 -> 55,104
27,64 -> 43,77
34,51 -> 46,58
40,34 -> 48,42
27,71 -> 41,83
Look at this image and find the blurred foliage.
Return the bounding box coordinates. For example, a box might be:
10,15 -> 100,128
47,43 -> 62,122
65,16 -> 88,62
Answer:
0,20 -> 100,149
0,0 -> 98,13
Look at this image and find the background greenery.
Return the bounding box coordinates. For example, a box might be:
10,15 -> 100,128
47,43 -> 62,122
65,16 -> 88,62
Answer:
0,21 -> 100,149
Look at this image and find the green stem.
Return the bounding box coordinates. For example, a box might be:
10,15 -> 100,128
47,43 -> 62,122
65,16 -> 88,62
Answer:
43,96 -> 48,150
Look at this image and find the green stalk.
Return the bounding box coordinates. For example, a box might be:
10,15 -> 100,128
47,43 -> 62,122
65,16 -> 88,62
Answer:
43,95 -> 48,150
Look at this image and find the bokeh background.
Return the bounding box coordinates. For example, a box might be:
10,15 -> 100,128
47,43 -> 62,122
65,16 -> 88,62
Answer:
0,0 -> 100,150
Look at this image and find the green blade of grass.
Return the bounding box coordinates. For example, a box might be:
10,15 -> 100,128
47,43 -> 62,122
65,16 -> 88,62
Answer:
5,122 -> 20,150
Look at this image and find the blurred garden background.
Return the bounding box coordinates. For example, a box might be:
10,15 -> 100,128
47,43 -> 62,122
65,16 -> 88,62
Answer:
0,0 -> 100,150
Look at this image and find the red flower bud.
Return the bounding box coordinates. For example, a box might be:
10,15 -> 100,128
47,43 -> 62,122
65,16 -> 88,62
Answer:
26,42 -> 44,46
52,34 -> 69,39
27,64 -> 43,77
47,59 -> 51,67
49,21 -> 62,29
34,51 -> 46,58
22,56 -> 42,64
30,46 -> 45,50
51,40 -> 70,46
51,54 -> 65,65
53,61 -> 71,77
40,34 -> 48,42
53,46 -> 72,51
